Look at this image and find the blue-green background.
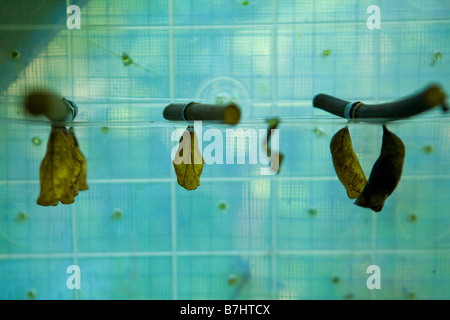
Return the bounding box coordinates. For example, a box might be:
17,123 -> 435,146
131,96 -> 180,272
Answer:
0,0 -> 449,299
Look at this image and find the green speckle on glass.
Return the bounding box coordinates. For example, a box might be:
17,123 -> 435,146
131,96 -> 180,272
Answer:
15,212 -> 29,223
431,52 -> 442,66
331,276 -> 340,284
322,49 -> 331,56
32,137 -> 41,146
227,274 -> 238,285
121,52 -> 133,66
258,82 -> 269,94
26,289 -> 37,299
406,292 -> 417,300
422,144 -> 434,154
215,95 -> 227,105
296,32 -> 302,39
242,1 -> 249,6
344,293 -> 354,300
112,209 -> 123,220
408,214 -> 418,223
218,201 -> 228,211
308,208 -> 318,217
10,50 -> 20,60
101,126 -> 110,134
313,127 -> 327,137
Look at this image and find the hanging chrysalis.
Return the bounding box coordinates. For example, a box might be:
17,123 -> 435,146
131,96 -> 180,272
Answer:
330,127 -> 367,199
37,126 -> 88,206
354,125 -> 405,212
173,126 -> 205,190
24,91 -> 88,206
263,118 -> 284,174
69,127 -> 88,191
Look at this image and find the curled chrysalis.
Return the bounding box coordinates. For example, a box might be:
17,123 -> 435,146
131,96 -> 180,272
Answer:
330,126 -> 367,199
354,125 -> 405,212
263,118 -> 284,174
172,126 -> 205,190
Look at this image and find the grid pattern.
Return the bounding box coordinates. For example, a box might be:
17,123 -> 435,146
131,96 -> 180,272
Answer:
0,0 -> 450,300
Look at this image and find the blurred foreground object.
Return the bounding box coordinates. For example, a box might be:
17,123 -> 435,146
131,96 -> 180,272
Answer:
25,90 -> 78,123
313,84 -> 447,122
173,126 -> 205,191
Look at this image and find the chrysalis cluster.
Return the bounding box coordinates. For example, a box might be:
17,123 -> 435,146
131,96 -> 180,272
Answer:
330,125 -> 405,212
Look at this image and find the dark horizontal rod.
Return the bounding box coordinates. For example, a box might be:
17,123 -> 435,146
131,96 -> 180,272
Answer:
163,102 -> 241,125
313,84 -> 447,122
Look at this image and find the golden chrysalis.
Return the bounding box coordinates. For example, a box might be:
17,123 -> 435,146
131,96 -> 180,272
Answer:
330,126 -> 367,199
37,126 -> 88,206
173,126 -> 205,190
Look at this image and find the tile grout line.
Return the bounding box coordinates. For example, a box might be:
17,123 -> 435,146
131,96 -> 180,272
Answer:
170,180 -> 178,300
270,0 -> 278,300
1,19 -> 450,30
66,0 -> 80,301
168,0 -> 178,301
371,212 -> 377,300
371,29 -> 381,301
0,98 -> 419,105
309,1 -> 317,299
4,174 -> 450,185
168,1 -> 175,104
271,180 -> 278,299
2,248 -> 449,260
